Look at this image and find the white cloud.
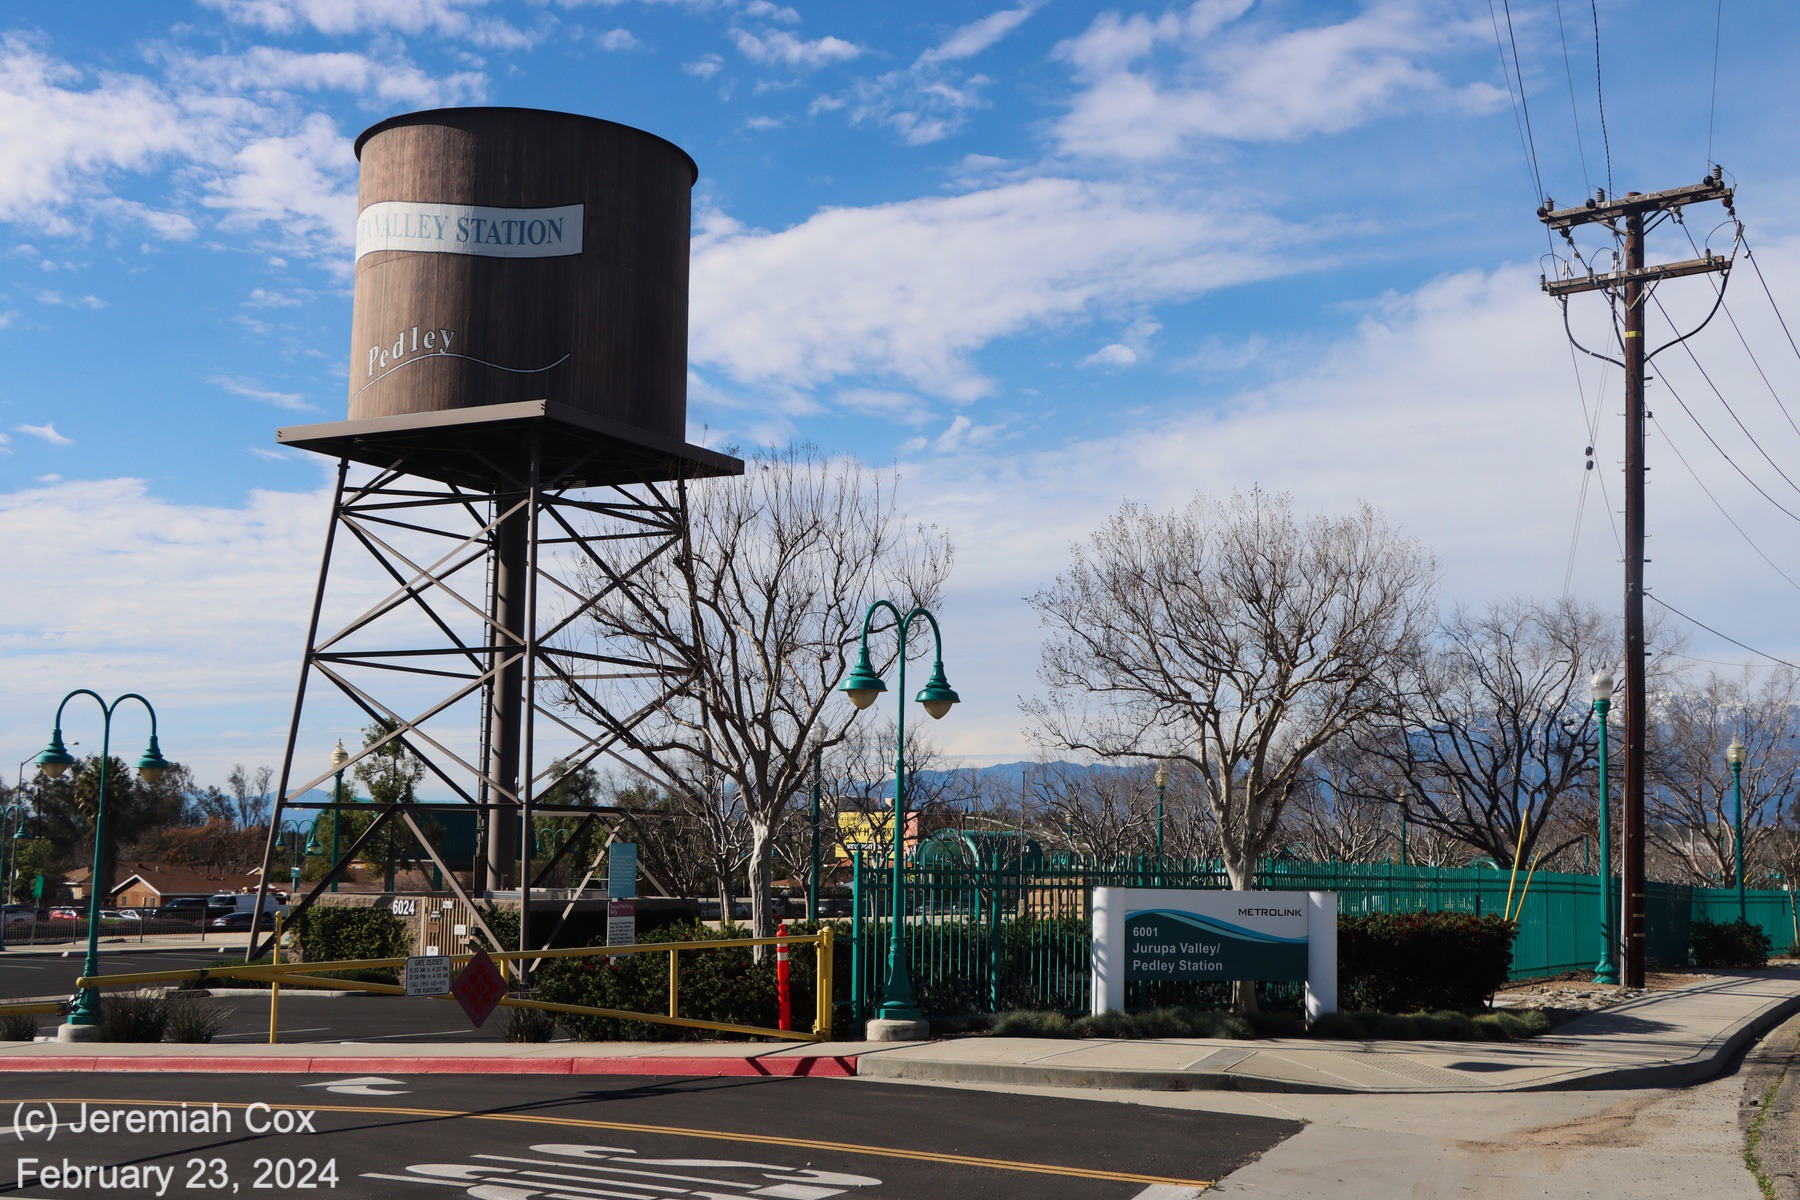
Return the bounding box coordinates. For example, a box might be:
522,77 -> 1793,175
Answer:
596,28 -> 641,51
164,46 -> 489,109
1053,0 -> 1503,160
730,28 -> 861,71
201,113 -> 358,254
690,177 -> 1291,399
199,0 -> 533,49
918,3 -> 1040,67
0,35 -> 198,233
0,477 -> 345,782
211,375 -> 316,411
684,53 -> 724,78
1079,343 -> 1137,369
35,290 -> 107,309
15,422 -> 73,446
898,258 -> 1800,759
741,1 -> 800,23
819,5 -> 1038,145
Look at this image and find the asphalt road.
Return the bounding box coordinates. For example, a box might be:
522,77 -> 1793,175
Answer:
1,950 -> 241,1001
0,1073 -> 1300,1199
2,950 -> 508,1043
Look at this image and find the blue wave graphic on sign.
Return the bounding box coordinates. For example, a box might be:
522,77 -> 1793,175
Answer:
1126,909 -> 1307,945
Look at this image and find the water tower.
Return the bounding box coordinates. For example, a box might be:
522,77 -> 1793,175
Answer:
247,108 -> 741,958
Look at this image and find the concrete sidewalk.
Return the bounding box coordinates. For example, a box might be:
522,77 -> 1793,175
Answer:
3,968 -> 1796,1093
858,968 -> 1800,1094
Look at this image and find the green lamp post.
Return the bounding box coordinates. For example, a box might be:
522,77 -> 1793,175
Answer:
839,601 -> 959,1032
36,690 -> 171,1038
1728,736 -> 1748,923
1592,669 -> 1619,985
0,803 -> 29,952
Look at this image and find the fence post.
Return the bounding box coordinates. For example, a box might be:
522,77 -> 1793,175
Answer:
667,946 -> 679,1020
850,849 -> 863,1023
987,864 -> 1002,1014
816,926 -> 834,1038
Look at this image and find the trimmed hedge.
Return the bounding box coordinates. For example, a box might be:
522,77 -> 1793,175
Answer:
290,906 -> 409,985
1691,917 -> 1771,968
1337,912 -> 1516,1012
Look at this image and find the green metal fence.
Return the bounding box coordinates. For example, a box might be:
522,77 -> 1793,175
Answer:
849,854 -> 1800,1020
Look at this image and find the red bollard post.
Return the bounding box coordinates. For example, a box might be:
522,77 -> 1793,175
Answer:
777,921 -> 791,1032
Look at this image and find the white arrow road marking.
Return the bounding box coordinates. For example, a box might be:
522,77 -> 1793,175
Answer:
302,1076 -> 411,1096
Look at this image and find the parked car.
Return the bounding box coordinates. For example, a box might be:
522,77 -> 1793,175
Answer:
1,905 -> 34,930
209,910 -> 276,932
48,907 -> 80,921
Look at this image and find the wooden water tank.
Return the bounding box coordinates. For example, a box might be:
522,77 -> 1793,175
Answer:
348,108 -> 696,439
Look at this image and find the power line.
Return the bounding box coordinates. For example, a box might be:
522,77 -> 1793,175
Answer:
1551,0 -> 1592,193
1650,291 -> 1800,502
1590,0 -> 1613,193
1656,367 -> 1800,525
1649,412 -> 1800,597
1487,0 -> 1545,203
1647,594 -> 1800,671
1706,0 -> 1725,169
1743,234 -> 1800,369
1675,218 -> 1800,444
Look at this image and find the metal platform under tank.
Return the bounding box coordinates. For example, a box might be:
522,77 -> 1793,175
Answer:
277,399 -> 741,491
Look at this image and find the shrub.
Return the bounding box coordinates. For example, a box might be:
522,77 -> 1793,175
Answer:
1338,912 -> 1516,1012
1305,1011 -> 1369,1040
99,990 -> 170,1042
0,1011 -> 39,1041
290,907 -> 409,984
1691,918 -> 1772,968
504,1005 -> 558,1043
534,920 -> 850,1041
164,992 -> 229,1044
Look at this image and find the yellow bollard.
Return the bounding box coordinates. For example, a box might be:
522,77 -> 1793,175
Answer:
816,927 -> 834,1039
667,947 -> 680,1020
268,911 -> 283,1045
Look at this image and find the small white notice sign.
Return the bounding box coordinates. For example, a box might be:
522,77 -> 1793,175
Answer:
606,900 -> 636,946
405,954 -> 452,996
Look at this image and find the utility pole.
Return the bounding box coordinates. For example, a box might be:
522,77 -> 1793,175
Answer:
1541,174 -> 1734,988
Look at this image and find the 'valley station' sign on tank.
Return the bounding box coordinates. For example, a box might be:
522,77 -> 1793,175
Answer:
355,201 -> 585,260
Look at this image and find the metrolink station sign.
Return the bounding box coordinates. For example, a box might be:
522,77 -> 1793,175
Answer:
1091,889 -> 1338,1021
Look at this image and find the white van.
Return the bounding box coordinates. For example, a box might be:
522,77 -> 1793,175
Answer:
210,892 -> 282,916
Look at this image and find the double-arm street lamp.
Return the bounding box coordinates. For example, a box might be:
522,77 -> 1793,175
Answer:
1592,669 -> 1619,985
1728,736 -> 1748,922
839,601 -> 959,1033
35,690 -> 172,1038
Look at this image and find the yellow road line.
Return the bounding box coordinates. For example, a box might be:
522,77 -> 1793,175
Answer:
29,1097 -> 1212,1188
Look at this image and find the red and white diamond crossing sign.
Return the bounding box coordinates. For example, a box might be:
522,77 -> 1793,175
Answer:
450,947 -> 506,1028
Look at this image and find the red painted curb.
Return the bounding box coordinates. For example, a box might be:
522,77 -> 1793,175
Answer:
0,1055 -> 858,1078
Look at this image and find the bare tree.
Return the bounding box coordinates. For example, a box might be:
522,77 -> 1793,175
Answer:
1648,667 -> 1800,886
1023,761 -> 1160,860
1343,597 -> 1623,867
226,765 -> 274,828
771,718 -> 958,893
1286,742 -> 1396,864
1027,489 -> 1436,905
573,444 -> 953,941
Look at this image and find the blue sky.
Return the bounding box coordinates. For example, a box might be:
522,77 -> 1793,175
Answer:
4,0 -> 1800,787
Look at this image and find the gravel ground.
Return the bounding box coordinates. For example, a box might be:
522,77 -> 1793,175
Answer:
1490,966 -> 1725,1027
